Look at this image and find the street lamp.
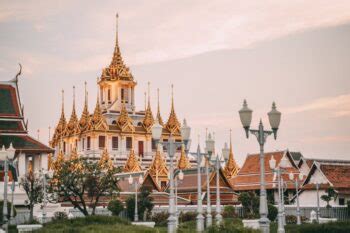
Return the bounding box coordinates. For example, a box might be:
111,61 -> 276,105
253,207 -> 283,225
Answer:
204,133 -> 215,227
215,155 -> 223,225
239,100 -> 281,233
0,144 -> 16,233
310,177 -> 323,223
128,174 -> 144,222
269,155 -> 288,233
151,119 -> 191,233
175,169 -> 184,228
289,172 -> 303,225
222,143 -> 229,162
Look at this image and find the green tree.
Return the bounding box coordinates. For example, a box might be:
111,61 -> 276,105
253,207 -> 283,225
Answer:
107,199 -> 124,216
20,170 -> 43,222
0,201 -> 16,223
238,191 -> 259,218
126,187 -> 154,221
321,187 -> 336,208
48,157 -> 120,216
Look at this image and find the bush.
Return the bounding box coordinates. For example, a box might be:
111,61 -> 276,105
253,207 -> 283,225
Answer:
52,211 -> 68,221
347,201 -> 350,217
206,219 -> 260,233
107,199 -> 124,216
222,205 -> 237,218
285,221 -> 350,233
179,211 -> 197,223
151,212 -> 169,227
238,192 -> 259,218
267,204 -> 278,221
0,200 -> 16,223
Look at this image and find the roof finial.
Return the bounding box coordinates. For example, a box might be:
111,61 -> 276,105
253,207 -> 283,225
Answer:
116,13 -> 119,47
48,126 -> 51,143
73,85 -> 76,110
171,84 -> 174,105
230,128 -> 232,152
148,81 -> 151,105
156,88 -> 164,126
144,91 -> 147,111
61,89 -> 65,114
84,81 -> 88,106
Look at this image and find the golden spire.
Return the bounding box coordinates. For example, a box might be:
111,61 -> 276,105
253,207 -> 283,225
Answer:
117,101 -> 133,128
52,149 -> 65,172
178,144 -> 191,170
102,13 -> 133,81
79,82 -> 90,132
69,147 -> 79,160
52,90 -> 66,146
156,88 -> 164,126
91,89 -> 102,125
123,149 -> 142,172
143,82 -> 154,130
165,84 -> 181,134
149,144 -> 168,183
224,129 -> 240,179
66,86 -> 79,136
99,148 -> 114,170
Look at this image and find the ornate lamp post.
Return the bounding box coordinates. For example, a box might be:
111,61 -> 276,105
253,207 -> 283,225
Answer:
0,144 -> 16,233
215,155 -> 223,225
128,174 -> 144,222
175,169 -> 184,228
289,172 -> 303,225
239,100 -> 281,233
204,133 -> 215,227
151,119 -> 191,233
310,177 -> 323,223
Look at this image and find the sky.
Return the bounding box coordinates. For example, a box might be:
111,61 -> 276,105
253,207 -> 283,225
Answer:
1,0 -> 350,165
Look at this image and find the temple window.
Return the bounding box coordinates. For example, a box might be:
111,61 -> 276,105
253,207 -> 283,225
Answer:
112,137 -> 118,150
126,137 -> 132,149
87,136 -> 91,150
121,89 -> 124,101
63,142 -> 66,153
99,136 -> 106,149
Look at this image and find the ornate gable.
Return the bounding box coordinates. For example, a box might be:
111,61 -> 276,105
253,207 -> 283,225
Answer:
117,102 -> 134,132
149,145 -> 168,184
123,149 -> 142,172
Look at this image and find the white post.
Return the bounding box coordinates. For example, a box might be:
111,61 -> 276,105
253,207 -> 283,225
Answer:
215,157 -> 222,225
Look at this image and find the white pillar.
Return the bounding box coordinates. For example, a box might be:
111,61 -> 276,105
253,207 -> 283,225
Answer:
41,153 -> 48,171
18,153 -> 26,177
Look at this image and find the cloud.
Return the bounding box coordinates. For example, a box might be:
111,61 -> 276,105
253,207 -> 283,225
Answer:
285,94 -> 350,117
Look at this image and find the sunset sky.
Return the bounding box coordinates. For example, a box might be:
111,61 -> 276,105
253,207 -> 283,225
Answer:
1,0 -> 350,165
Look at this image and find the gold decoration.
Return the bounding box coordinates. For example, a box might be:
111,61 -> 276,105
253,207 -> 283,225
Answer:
89,92 -> 107,131
142,82 -> 154,131
79,82 -> 90,133
69,147 -> 79,160
156,88 -> 164,126
224,130 -> 240,179
177,144 -> 191,170
101,14 -> 133,82
123,149 -> 141,172
117,102 -> 134,131
165,85 -> 181,134
149,145 -> 168,184
52,90 -> 66,147
99,148 -> 114,170
52,150 -> 65,172
65,86 -> 79,136
48,153 -> 53,170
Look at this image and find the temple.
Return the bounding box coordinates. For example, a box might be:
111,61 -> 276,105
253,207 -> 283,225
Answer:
50,16 -> 190,186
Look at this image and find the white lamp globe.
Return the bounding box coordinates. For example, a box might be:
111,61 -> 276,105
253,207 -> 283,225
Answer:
239,99 -> 253,129
151,120 -> 163,141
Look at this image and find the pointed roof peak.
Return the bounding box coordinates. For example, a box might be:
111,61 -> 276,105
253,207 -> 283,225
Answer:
178,144 -> 191,170
156,88 -> 164,126
124,149 -> 142,172
165,84 -> 181,134
224,129 -> 240,179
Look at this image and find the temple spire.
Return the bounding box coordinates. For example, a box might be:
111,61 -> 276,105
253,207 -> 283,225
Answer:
156,88 -> 164,126
115,13 -> 119,49
123,149 -> 141,172
224,129 -> 240,179
79,82 -> 90,131
165,84 -> 181,134
143,82 -> 154,130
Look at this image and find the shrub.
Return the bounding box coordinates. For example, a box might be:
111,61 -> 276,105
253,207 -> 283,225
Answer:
222,205 -> 237,218
151,212 -> 169,227
0,200 -> 16,223
285,221 -> 350,233
179,211 -> 197,222
52,211 -> 68,221
238,192 -> 259,218
107,199 -> 124,216
286,215 -> 297,224
206,219 -> 260,233
267,204 -> 278,221
347,200 -> 350,217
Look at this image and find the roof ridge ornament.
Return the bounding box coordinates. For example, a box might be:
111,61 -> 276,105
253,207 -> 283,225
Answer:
10,63 -> 22,83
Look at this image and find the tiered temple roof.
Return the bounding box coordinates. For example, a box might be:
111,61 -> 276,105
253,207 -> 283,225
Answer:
224,131 -> 240,179
123,149 -> 142,172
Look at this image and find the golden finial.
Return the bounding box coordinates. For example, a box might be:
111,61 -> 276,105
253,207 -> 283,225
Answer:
165,84 -> 181,134
224,129 -> 240,179
79,82 -> 90,131
143,82 -> 154,130
116,13 -> 119,47
123,149 -> 142,172
99,148 -> 114,171
156,88 -> 164,126
144,91 -> 147,111
178,144 -> 191,170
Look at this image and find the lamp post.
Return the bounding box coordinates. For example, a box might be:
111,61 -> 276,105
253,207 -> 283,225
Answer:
310,178 -> 322,223
175,169 -> 184,228
204,133 -> 215,227
128,175 -> 143,222
151,119 -> 191,233
128,174 -> 144,222
289,172 -> 303,225
0,144 -> 16,233
269,155 -> 288,233
239,100 -> 281,233
215,155 -> 223,225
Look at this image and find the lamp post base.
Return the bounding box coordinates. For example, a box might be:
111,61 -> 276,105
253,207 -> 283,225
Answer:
196,214 -> 204,232
206,213 -> 212,227
215,213 -> 223,226
259,217 -> 270,233
168,215 -> 177,233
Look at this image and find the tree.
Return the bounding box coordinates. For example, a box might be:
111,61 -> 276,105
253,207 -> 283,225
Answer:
107,199 -> 124,216
238,191 -> 259,218
126,187 -> 154,221
20,170 -> 44,222
48,157 -> 120,216
321,187 -> 336,208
